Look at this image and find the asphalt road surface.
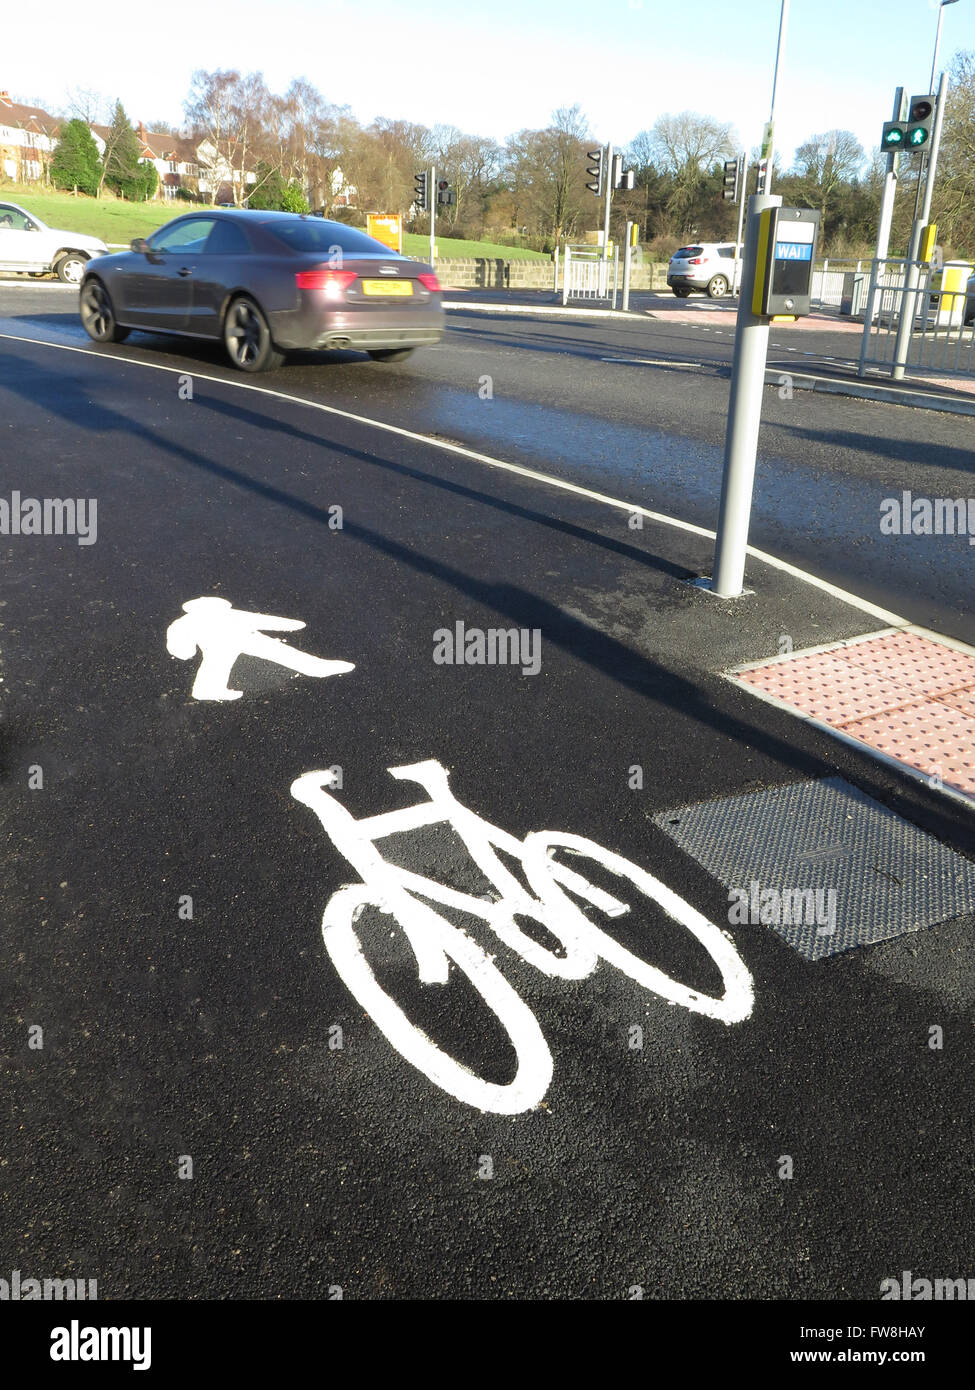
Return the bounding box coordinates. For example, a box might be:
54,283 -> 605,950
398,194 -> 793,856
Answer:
2,283 -> 974,1301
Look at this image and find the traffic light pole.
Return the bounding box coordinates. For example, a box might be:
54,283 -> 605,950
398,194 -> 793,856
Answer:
891,71 -> 948,381
710,193 -> 781,598
759,0 -> 790,195
875,87 -> 905,266
602,142 -> 613,262
429,164 -> 436,269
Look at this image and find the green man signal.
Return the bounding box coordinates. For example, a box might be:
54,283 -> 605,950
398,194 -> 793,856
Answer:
907,94 -> 935,147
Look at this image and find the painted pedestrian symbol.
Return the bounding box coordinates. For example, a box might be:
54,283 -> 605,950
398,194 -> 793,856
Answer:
166,597 -> 354,701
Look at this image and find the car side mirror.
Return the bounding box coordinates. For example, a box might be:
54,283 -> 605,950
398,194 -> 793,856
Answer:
131,237 -> 150,253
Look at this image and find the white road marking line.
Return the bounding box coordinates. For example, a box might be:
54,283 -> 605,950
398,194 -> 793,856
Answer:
599,356 -> 702,369
0,329 -> 907,627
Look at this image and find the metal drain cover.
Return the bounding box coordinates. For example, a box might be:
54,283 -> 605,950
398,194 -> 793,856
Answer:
654,777 -> 975,960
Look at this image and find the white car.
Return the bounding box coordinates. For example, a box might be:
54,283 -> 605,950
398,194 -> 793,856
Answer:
667,242 -> 743,298
0,200 -> 110,284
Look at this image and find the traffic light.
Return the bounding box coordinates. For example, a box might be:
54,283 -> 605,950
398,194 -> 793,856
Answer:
437,178 -> 454,206
722,157 -> 741,202
906,94 -> 936,149
414,171 -> 428,211
756,157 -> 769,194
610,155 -> 634,192
585,147 -> 603,197
881,96 -> 937,155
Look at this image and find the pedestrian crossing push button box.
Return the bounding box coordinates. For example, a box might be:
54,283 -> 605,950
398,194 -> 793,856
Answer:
752,206 -> 821,319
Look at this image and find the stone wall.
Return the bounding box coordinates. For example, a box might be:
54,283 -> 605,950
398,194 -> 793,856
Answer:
434,256 -> 670,291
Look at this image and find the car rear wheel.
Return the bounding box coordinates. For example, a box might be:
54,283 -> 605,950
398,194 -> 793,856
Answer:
367,348 -> 416,363
79,279 -> 131,343
55,252 -> 88,284
223,296 -> 285,372
707,275 -> 729,298
673,287 -> 692,298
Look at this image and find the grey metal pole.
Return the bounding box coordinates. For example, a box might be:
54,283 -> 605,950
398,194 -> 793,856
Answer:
553,245 -> 559,298
763,0 -> 791,194
711,193 -> 781,598
562,245 -> 571,306
931,2 -> 948,91
918,69 -> 949,232
913,2 -> 956,224
429,163 -> 436,268
621,222 -> 633,311
603,142 -> 612,262
875,87 -> 905,263
891,71 -> 949,380
860,87 -> 905,366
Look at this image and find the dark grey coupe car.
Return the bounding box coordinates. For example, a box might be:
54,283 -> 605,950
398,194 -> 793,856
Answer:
78,210 -> 444,372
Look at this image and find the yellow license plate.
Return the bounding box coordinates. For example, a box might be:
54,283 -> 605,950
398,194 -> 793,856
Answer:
361,279 -> 413,296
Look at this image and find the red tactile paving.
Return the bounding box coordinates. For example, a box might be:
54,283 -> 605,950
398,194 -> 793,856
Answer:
840,701 -> 975,790
937,687 -> 975,719
733,629 -> 975,800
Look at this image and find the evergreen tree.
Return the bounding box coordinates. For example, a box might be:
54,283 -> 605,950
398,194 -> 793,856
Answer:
280,181 -> 309,213
50,119 -> 102,196
248,163 -> 287,210
100,100 -> 143,198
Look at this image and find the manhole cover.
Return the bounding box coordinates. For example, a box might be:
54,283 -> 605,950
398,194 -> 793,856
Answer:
654,777 -> 975,960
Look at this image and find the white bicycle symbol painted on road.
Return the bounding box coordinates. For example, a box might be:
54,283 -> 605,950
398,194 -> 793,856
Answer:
291,760 -> 755,1114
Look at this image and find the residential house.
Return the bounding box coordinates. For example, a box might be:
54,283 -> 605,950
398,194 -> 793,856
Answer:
0,90 -> 58,182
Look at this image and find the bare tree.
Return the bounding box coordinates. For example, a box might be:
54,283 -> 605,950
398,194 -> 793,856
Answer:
791,129 -> 865,227
635,112 -> 737,235
931,50 -> 975,252
505,104 -> 593,244
185,69 -> 273,204
644,111 -> 737,176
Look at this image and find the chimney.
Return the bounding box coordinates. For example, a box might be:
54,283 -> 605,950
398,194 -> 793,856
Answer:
139,121 -> 147,143
0,91 -> 13,107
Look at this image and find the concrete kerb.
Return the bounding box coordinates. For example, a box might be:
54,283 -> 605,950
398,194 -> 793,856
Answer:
765,367 -> 975,418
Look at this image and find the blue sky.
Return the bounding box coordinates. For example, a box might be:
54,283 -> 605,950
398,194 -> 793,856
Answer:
8,0 -> 975,167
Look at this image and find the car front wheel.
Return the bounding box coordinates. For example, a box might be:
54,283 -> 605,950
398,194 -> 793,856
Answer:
367,348 -> 415,362
56,252 -> 88,284
223,296 -> 285,372
79,279 -> 131,343
707,275 -> 729,298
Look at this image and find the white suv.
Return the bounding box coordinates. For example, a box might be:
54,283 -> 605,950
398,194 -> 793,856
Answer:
667,242 -> 742,298
0,201 -> 110,283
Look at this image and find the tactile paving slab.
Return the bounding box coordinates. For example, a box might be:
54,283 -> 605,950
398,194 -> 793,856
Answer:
654,777 -> 975,960
731,629 -> 975,802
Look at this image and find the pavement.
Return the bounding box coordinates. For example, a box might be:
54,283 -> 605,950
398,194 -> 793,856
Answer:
2,282 -> 975,1302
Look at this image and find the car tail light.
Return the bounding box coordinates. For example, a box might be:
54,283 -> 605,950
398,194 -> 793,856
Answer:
417,272 -> 441,292
687,257 -> 703,265
295,269 -> 357,297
